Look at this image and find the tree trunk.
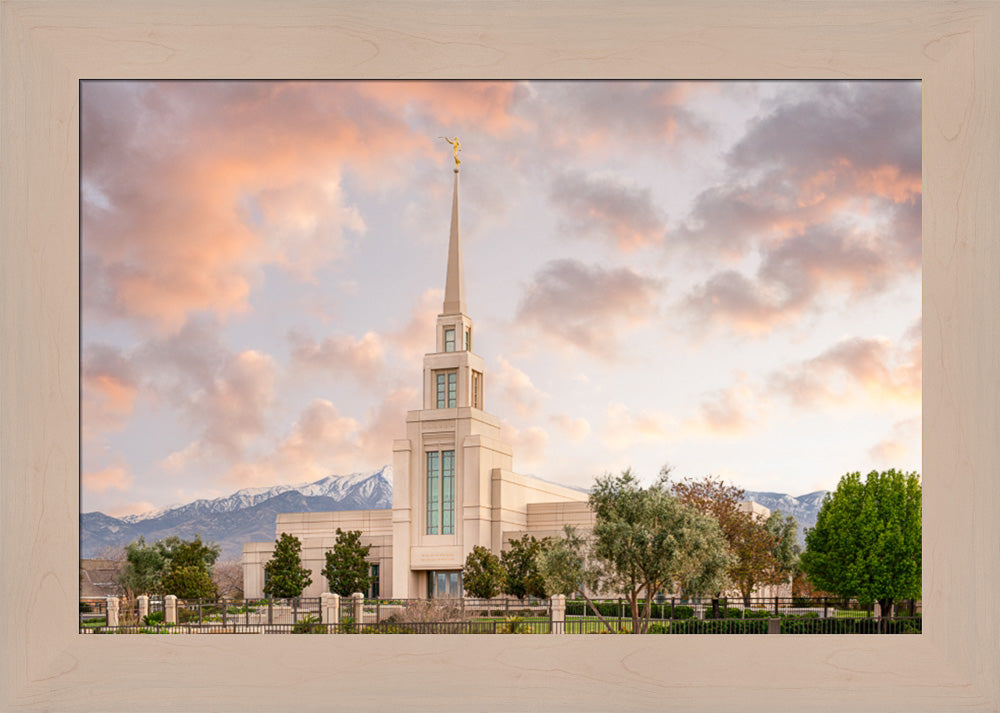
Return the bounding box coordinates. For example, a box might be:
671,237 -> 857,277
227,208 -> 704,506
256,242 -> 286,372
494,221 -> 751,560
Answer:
878,597 -> 894,634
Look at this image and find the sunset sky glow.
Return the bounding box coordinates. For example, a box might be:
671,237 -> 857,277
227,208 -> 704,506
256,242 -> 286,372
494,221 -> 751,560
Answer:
81,80 -> 921,517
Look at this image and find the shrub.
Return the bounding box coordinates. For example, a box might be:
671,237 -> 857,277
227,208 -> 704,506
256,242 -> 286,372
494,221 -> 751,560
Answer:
293,615 -> 326,634
143,610 -> 165,625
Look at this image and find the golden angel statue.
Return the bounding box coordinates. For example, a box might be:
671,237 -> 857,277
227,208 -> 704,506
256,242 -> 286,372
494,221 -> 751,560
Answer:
440,136 -> 461,167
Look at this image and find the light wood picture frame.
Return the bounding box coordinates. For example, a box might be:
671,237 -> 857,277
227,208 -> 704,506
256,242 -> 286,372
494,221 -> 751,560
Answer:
2,2 -> 998,711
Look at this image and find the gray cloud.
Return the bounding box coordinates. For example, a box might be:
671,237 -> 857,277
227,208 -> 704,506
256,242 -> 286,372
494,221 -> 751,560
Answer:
549,171 -> 666,250
516,259 -> 660,358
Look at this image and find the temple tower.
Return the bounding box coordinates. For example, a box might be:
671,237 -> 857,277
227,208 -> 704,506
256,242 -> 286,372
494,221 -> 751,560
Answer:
391,158 -> 514,598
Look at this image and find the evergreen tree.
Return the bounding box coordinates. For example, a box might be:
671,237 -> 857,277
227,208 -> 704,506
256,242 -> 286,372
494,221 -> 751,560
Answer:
321,528 -> 373,597
161,535 -> 221,599
263,532 -> 313,598
462,545 -> 505,598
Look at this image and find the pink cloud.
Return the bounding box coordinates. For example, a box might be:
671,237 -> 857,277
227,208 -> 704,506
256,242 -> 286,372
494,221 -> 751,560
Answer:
869,417 -> 920,465
82,81 -> 433,333
385,288 -> 443,362
690,373 -> 761,437
82,465 -> 133,494
290,330 -> 386,383
601,403 -> 674,451
549,414 -> 591,442
493,356 -> 545,418
770,333 -> 921,409
81,344 -> 138,441
500,420 -> 549,467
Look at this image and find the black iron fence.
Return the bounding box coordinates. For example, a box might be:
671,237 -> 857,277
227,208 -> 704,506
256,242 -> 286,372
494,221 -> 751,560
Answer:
79,595 -> 921,634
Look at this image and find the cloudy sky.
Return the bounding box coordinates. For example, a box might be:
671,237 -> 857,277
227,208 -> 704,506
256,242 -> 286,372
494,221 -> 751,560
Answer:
81,80 -> 921,517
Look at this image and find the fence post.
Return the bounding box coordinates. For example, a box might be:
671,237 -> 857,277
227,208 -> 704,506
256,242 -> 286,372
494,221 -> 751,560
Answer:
773,596 -> 779,615
550,594 -> 566,635
823,597 -> 828,619
768,618 -> 781,634
321,593 -> 340,625
165,595 -> 177,624
351,592 -> 364,628
618,598 -> 623,631
137,595 -> 149,624
105,596 -> 119,628
267,597 -> 273,625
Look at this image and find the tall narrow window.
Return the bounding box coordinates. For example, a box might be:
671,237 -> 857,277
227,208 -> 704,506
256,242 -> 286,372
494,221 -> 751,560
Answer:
444,327 -> 455,352
435,371 -> 457,408
465,328 -> 471,351
368,564 -> 380,599
441,450 -> 455,534
426,451 -> 439,534
472,371 -> 481,409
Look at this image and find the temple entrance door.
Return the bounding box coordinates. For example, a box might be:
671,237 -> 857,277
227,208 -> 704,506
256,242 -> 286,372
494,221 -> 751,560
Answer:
427,570 -> 463,598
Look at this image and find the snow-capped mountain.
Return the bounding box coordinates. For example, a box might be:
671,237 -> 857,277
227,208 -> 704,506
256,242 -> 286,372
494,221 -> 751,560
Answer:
743,489 -> 829,546
80,466 -> 826,561
81,467 -> 393,560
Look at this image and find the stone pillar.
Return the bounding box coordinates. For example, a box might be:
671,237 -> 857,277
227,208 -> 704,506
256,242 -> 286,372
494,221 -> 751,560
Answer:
321,593 -> 340,625
767,618 -> 781,634
351,592 -> 364,625
105,596 -> 119,627
165,595 -> 178,624
137,595 -> 149,623
550,594 -> 566,634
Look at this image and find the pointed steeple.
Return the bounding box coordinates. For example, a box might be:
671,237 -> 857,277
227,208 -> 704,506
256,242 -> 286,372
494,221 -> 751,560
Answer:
442,167 -> 466,316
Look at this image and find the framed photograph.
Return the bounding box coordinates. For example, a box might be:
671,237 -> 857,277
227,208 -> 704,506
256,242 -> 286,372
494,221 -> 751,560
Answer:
3,3 -> 998,711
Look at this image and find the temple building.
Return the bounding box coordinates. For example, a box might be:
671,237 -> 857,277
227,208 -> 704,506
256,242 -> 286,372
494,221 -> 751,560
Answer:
242,155 -> 784,600
243,158 -> 589,599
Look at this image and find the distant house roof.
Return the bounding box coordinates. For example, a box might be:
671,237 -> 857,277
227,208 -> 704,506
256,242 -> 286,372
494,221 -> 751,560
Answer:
80,559 -> 123,597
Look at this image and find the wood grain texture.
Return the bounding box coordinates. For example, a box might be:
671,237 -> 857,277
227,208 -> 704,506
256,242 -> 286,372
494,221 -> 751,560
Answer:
2,1 -> 997,710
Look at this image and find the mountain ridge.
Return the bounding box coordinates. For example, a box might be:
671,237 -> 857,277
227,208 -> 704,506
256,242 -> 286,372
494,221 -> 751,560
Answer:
81,466 -> 826,559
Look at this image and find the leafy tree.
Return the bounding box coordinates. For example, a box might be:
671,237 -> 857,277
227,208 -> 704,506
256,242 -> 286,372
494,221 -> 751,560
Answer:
536,526 -> 615,633
800,469 -> 921,626
672,473 -> 786,604
764,510 -> 801,576
263,532 -> 313,598
462,545 -> 505,598
500,534 -> 549,600
120,536 -> 169,597
321,528 -> 372,597
160,535 -> 222,599
590,469 -> 731,633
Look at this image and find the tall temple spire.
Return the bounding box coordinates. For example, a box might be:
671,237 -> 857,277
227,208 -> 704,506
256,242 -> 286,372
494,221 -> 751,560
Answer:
442,164 -> 466,316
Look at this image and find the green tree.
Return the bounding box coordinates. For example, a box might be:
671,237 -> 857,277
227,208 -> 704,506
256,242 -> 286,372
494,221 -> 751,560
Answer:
764,510 -> 800,577
536,526 -> 615,633
321,528 -> 372,597
500,534 -> 549,600
161,535 -> 221,599
263,532 -> 313,598
590,469 -> 731,633
800,469 -> 921,625
462,545 -> 505,598
672,474 -> 786,605
120,536 -> 169,598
